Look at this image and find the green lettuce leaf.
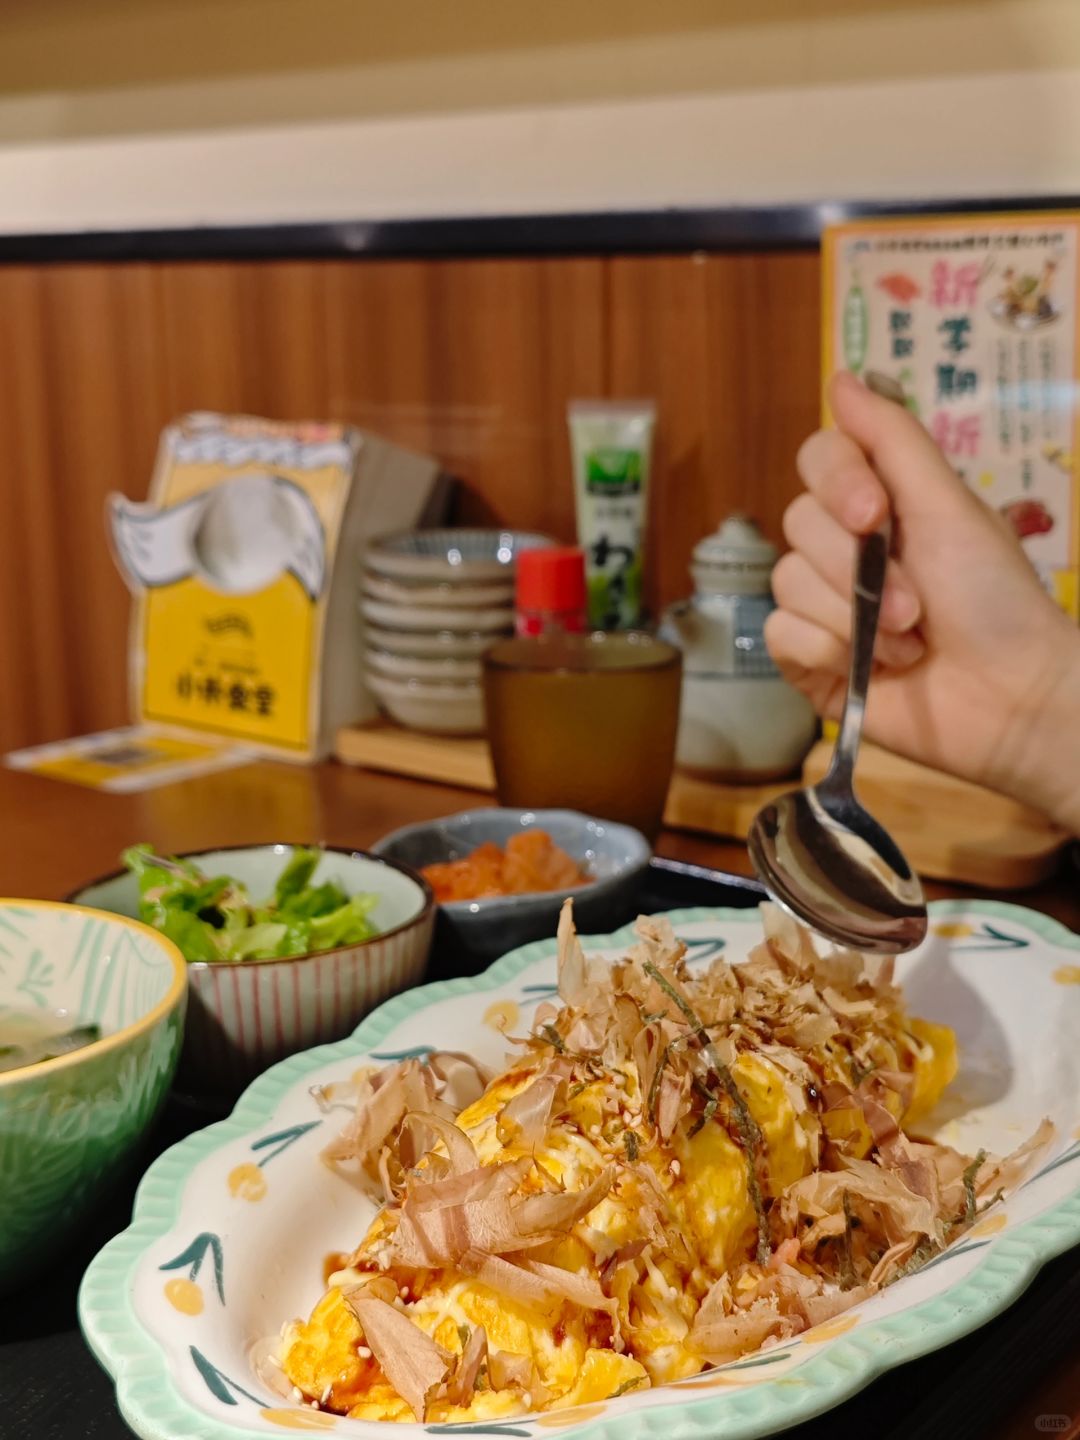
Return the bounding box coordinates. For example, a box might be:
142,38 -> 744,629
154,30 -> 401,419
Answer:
121,844 -> 381,964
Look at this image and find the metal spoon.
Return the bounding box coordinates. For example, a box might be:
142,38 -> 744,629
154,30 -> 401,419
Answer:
748,371 -> 927,954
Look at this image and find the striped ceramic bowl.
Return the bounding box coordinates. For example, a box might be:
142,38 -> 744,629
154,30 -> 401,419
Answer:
69,846 -> 434,1107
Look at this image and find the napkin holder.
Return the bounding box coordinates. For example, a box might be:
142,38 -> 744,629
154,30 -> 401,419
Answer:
110,412 -> 448,762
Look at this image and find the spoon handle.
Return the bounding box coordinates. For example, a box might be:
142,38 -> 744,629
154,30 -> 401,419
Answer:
824,370 -> 903,795
825,516 -> 891,794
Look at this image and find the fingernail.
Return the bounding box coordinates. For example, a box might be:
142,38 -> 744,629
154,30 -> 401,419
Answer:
893,631 -> 926,667
878,630 -> 924,668
847,489 -> 884,531
885,584 -> 920,631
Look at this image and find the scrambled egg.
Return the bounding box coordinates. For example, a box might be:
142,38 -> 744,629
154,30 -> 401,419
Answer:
282,1025 -> 956,1421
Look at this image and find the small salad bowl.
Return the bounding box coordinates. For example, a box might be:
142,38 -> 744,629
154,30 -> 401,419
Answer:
69,845 -> 434,1107
0,898 -> 186,1293
372,808 -> 652,971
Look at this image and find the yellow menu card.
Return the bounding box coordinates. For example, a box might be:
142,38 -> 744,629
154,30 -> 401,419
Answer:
4,726 -> 253,793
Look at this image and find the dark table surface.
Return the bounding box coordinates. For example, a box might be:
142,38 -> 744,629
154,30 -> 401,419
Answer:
1,761 -> 1078,1440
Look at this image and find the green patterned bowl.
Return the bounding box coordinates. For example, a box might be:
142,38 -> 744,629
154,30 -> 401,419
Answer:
0,898 -> 187,1293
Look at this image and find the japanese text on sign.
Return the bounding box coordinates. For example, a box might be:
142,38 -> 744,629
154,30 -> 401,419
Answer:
825,214 -> 1080,619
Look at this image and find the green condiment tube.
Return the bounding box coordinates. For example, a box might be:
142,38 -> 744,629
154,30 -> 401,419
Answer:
566,399 -> 656,630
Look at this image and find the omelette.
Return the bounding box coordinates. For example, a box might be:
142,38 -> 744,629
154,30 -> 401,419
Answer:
279,902 -> 1052,1423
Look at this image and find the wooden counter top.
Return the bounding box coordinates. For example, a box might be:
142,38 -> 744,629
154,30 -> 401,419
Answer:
3,759 -> 1076,928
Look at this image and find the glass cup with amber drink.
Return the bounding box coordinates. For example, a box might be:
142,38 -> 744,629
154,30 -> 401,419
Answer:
481,632 -> 682,842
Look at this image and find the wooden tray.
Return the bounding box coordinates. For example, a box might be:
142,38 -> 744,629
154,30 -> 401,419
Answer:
334,722 -> 1070,889
802,740 -> 1069,890
336,720 -> 495,790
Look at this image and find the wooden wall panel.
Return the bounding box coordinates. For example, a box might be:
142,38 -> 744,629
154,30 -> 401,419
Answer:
609,251 -> 821,611
608,254 -> 717,616
705,252 -> 823,546
0,249 -> 821,756
322,257 -> 607,540
160,262 -> 331,420
0,268 -> 65,746
38,265 -> 172,739
2,264 -> 172,746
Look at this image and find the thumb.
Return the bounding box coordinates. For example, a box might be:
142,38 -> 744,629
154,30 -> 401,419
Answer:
828,370 -> 980,522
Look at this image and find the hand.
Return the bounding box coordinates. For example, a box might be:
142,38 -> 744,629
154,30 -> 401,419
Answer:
765,370 -> 1080,832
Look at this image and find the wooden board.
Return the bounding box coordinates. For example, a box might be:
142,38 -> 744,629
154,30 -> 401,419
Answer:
802,740 -> 1069,891
335,719 -> 495,790
333,720 -> 787,824
662,744 -> 1066,890
664,770 -> 794,840
335,722 -> 1070,889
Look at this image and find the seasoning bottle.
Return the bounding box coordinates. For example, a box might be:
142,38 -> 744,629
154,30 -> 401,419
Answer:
657,515 -> 817,780
514,546 -> 588,637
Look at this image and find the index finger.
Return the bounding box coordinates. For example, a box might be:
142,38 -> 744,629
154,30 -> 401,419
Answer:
829,369 -> 982,525
796,427 -> 890,536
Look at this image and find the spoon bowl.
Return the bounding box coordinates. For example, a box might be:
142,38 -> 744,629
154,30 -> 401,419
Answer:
748,782 -> 927,955
748,370 -> 928,954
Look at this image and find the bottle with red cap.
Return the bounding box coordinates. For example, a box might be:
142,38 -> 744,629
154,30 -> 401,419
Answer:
514,546 -> 588,637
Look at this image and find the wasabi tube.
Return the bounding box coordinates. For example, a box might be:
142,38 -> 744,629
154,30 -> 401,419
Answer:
567,400 -> 656,630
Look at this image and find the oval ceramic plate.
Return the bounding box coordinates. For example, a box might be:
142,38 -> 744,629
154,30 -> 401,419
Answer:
80,902 -> 1080,1440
